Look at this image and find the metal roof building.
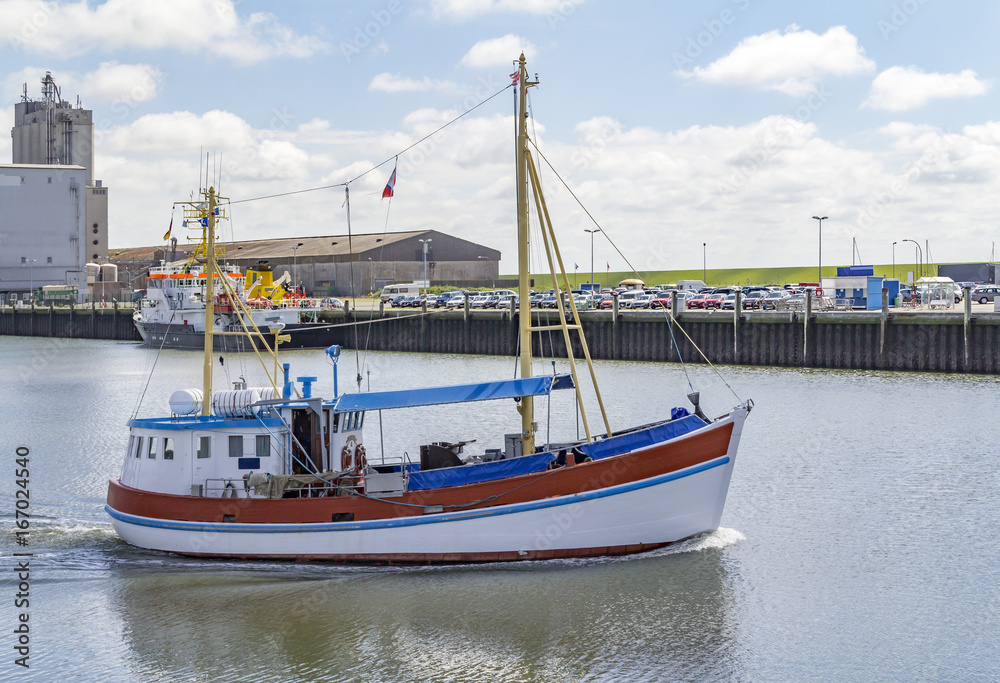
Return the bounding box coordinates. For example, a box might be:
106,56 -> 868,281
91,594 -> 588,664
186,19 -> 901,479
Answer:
111,228 -> 502,296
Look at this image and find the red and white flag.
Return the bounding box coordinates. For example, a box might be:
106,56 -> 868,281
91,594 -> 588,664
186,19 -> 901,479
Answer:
382,165 -> 397,199
510,71 -> 520,86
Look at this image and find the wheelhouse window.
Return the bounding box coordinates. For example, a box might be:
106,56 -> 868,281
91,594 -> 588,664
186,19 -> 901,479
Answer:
147,438 -> 157,459
197,436 -> 211,459
229,435 -> 243,458
134,437 -> 144,459
255,435 -> 270,457
163,438 -> 174,460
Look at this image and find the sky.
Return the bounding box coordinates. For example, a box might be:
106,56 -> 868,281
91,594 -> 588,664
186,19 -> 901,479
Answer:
2,0 -> 999,275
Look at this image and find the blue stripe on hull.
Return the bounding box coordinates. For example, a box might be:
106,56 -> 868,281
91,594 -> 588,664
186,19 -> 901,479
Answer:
106,455 -> 731,534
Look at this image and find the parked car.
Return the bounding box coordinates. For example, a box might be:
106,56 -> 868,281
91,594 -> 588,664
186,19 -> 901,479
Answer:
445,294 -> 467,309
972,285 -> 1000,304
435,290 -> 463,308
408,294 -> 431,308
629,294 -> 655,309
320,297 -> 344,309
389,295 -> 411,307
761,291 -> 790,310
687,293 -> 709,309
469,295 -> 491,308
720,294 -> 737,310
649,295 -> 672,310
702,292 -> 725,309
742,291 -> 766,310
496,295 -> 518,309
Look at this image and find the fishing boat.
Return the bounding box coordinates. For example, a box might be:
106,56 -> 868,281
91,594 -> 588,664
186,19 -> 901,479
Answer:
133,224 -> 336,351
106,56 -> 751,563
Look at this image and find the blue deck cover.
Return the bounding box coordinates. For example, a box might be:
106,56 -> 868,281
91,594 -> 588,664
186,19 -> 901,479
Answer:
579,414 -> 708,460
408,452 -> 556,491
333,373 -> 574,412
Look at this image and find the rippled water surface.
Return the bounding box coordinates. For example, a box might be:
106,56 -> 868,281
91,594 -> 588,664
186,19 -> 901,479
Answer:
0,337 -> 998,681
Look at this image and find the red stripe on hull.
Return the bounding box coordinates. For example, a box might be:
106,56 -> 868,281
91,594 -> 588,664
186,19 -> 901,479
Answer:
108,421 -> 734,525
170,541 -> 676,564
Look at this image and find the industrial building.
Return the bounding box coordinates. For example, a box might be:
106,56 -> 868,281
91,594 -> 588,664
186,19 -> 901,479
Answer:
0,164 -> 89,302
110,229 -> 502,297
1,72 -> 109,302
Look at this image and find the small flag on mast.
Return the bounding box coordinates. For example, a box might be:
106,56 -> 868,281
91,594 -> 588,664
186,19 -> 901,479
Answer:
382,165 -> 397,199
163,216 -> 173,241
510,71 -> 520,86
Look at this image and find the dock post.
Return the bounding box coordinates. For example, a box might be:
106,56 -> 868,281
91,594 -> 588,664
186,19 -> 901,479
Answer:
964,286 -> 972,369
880,287 -> 889,356
803,289 -> 812,366
734,290 -> 742,362
379,299 -> 384,317
463,293 -> 470,321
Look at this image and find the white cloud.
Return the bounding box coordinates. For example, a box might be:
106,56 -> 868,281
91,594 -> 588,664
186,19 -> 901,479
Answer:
460,34 -> 536,68
4,63 -> 164,115
369,73 -> 458,93
677,25 -> 875,96
863,66 -> 992,112
0,0 -> 327,65
426,0 -> 580,20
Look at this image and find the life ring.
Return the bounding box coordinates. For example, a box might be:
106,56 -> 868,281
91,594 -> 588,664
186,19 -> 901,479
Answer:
340,440 -> 367,472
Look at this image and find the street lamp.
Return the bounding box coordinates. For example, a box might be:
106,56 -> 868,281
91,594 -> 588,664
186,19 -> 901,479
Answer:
584,228 -> 601,290
419,238 -> 432,286
22,258 -> 37,304
892,241 -> 897,279
290,242 -> 304,293
812,216 -> 828,284
902,239 -> 923,285
477,255 -> 495,289
702,243 -> 706,284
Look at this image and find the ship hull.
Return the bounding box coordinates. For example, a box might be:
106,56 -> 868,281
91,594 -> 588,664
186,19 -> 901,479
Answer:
135,321 -> 340,350
105,412 -> 744,563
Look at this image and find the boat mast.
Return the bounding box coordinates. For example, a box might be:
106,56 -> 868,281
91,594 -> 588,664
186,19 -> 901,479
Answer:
516,53 -> 537,455
201,187 -> 217,416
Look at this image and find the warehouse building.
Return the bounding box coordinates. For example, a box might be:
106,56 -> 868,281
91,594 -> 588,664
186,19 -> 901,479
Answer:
111,229 -> 502,297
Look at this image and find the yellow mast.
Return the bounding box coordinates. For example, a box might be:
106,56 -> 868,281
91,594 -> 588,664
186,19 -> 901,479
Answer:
516,53 -> 538,455
201,187 -> 217,416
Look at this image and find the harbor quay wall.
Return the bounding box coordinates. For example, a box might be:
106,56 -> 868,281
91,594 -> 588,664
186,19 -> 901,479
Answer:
323,308 -> 1000,375
0,303 -> 142,342
3,305 -> 1000,374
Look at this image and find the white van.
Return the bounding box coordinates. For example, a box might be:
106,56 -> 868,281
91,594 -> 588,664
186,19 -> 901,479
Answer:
380,283 -> 422,302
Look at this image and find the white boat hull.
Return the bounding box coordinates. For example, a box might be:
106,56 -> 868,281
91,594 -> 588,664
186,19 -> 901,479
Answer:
107,454 -> 736,562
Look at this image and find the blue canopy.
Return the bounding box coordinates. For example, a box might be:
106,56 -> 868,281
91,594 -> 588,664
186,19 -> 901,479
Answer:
332,373 -> 575,412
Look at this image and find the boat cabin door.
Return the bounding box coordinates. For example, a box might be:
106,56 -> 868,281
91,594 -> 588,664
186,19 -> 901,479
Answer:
290,407 -> 329,474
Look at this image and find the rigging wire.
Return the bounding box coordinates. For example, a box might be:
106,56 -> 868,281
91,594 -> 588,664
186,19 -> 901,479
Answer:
525,138 -> 745,405
228,84 -> 513,206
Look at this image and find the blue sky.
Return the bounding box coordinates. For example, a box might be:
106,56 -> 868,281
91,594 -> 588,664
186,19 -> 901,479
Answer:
2,0 -> 999,274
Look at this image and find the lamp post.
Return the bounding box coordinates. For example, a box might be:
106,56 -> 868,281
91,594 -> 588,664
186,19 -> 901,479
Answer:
902,238 -> 923,284
23,258 -> 37,304
892,241 -> 897,279
812,216 -> 828,285
477,255 -> 495,289
367,257 -> 374,295
419,238 -> 432,286
702,243 -> 706,284
290,242 -> 304,293
585,228 -> 601,290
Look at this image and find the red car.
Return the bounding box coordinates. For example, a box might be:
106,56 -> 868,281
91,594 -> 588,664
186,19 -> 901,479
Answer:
687,293 -> 709,309
649,296 -> 672,309
702,293 -> 725,309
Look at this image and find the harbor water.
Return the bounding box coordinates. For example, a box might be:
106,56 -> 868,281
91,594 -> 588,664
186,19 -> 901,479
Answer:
0,336 -> 997,681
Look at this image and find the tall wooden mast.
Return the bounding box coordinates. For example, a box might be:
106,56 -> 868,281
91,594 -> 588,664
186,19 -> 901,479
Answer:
201,187 -> 217,416
516,54 -> 537,455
